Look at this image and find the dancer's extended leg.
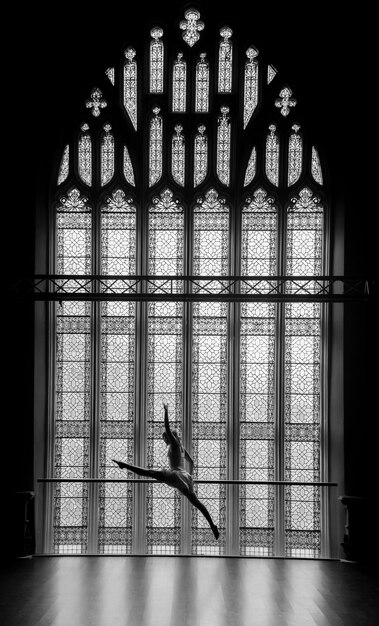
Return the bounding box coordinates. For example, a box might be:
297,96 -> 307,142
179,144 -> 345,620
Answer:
112,459 -> 166,481
185,491 -> 219,540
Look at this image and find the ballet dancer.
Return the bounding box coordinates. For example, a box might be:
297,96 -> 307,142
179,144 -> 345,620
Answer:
112,403 -> 219,540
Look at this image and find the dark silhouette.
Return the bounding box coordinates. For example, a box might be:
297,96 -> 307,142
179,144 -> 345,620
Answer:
113,403 -> 219,540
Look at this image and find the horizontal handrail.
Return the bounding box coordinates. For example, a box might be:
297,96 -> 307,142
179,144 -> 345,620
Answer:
38,478 -> 337,486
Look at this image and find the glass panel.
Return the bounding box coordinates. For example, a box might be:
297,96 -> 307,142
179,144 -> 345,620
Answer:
149,107 -> 163,187
218,26 -> 233,93
146,189 -> 184,554
57,145 -> 69,185
105,67 -> 115,85
123,146 -> 135,186
171,125 -> 185,187
101,124 -> 114,187
195,53 -> 209,112
172,52 -> 187,112
240,188 -> 278,555
54,189 -> 92,554
244,147 -> 256,187
216,107 -> 231,186
150,27 -> 164,93
123,47 -> 138,130
243,47 -> 259,129
194,126 -> 208,187
265,124 -> 279,186
285,187 -> 323,557
78,124 -> 92,186
98,189 -> 136,554
267,64 -> 277,84
311,147 -> 323,185
179,9 -> 204,47
288,124 -> 302,186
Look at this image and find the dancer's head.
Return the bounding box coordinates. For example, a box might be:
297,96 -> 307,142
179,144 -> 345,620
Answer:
162,429 -> 182,447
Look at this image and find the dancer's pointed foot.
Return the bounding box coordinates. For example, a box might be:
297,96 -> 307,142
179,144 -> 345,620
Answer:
211,524 -> 219,540
112,459 -> 128,469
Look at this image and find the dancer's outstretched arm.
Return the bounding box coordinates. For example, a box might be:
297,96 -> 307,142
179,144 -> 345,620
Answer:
163,403 -> 177,445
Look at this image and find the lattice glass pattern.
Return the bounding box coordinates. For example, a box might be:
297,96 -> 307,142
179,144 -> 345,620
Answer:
244,147 -> 256,187
149,107 -> 163,187
218,27 -> 233,93
194,126 -> 208,187
217,107 -> 231,186
98,189 -> 136,553
148,188 -> 184,280
150,27 -> 164,93
243,47 -> 259,129
123,146 -> 135,186
311,147 -> 323,185
192,302 -> 227,555
284,186 -> 323,557
266,125 -> 279,186
123,48 -> 137,130
172,125 -> 185,187
193,189 -> 229,277
101,124 -> 114,187
239,189 -> 277,555
195,53 -> 209,112
288,125 -> 302,186
172,52 -> 187,112
267,64 -> 277,84
54,188 -> 92,553
146,301 -> 184,553
57,145 -> 69,185
78,124 -> 92,186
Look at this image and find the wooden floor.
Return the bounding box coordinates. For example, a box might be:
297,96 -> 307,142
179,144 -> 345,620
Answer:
1,556 -> 378,626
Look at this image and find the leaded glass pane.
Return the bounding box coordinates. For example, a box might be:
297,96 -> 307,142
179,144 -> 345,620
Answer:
123,146 -> 135,186
267,64 -> 277,84
57,145 -> 69,185
78,124 -> 92,187
54,189 -> 92,554
150,27 -> 164,93
275,86 -> 297,117
311,147 -> 323,185
194,126 -> 208,187
284,187 -> 323,558
244,147 -> 256,187
172,52 -> 187,112
105,67 -> 115,85
216,107 -> 231,186
218,27 -> 233,93
240,189 -> 278,556
98,189 -> 136,554
195,53 -> 209,112
149,107 -> 163,187
171,125 -> 185,187
288,124 -> 302,186
146,190 -> 184,554
101,124 -> 114,187
265,125 -> 279,186
179,9 -> 204,47
243,47 -> 259,129
193,189 -> 229,277
123,47 -> 137,130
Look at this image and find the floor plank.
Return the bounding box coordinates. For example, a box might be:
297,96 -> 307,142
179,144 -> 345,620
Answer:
1,557 -> 378,625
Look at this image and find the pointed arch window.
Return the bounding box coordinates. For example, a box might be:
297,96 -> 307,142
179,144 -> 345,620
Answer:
46,7 -> 331,559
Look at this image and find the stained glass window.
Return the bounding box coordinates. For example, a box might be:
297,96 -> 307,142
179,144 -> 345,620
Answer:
266,124 -> 279,186
217,107 -> 231,186
172,52 -> 187,112
150,27 -> 164,93
195,53 -> 209,112
123,48 -> 138,130
57,145 -> 69,185
243,47 -> 259,129
78,124 -> 92,187
218,27 -> 233,93
288,124 -> 302,186
49,8 -> 329,559
149,107 -> 163,187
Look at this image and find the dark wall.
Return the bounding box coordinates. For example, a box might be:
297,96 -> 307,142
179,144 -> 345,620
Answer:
5,1 -> 377,559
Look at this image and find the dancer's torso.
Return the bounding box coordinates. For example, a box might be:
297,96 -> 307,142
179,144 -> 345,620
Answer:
167,442 -> 185,471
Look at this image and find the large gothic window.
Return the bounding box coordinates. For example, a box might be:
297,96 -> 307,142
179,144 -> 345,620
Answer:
46,7 -> 329,557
